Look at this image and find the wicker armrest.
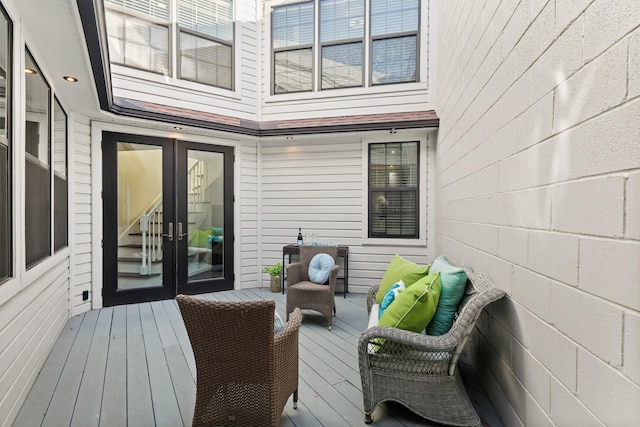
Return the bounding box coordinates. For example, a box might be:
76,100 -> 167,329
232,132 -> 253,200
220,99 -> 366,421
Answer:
366,285 -> 379,315
327,265 -> 340,290
358,325 -> 458,354
275,307 -> 302,343
286,263 -> 304,285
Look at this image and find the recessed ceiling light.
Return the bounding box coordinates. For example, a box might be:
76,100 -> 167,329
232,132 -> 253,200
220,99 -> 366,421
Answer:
24,67 -> 37,74
63,75 -> 78,82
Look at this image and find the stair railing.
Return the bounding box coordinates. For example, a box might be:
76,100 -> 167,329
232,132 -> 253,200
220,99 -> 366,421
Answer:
139,201 -> 162,276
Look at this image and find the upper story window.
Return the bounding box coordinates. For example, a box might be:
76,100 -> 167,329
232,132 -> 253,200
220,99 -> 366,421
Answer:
272,0 -> 419,95
0,4 -> 12,283
105,0 -> 234,90
368,141 -> 418,238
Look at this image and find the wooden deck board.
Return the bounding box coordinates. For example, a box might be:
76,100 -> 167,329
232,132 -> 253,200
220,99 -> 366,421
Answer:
13,288 -> 503,427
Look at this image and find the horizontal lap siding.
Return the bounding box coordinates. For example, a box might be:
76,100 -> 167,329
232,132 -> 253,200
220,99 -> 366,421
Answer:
258,135 -> 431,293
111,3 -> 259,120
0,259 -> 70,427
239,142 -> 259,288
435,1 -> 640,426
71,116 -> 92,314
259,1 -> 431,122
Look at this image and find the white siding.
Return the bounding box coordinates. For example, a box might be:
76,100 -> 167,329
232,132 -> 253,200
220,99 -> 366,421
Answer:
257,131 -> 432,294
238,140 -> 259,288
435,1 -> 640,426
70,115 -> 93,315
110,1 -> 260,120
0,260 -> 70,427
259,0 -> 432,122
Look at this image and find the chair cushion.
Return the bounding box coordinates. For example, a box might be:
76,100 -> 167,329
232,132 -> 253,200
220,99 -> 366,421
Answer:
378,280 -> 406,320
308,253 -> 335,284
274,311 -> 285,334
378,273 -> 442,333
376,254 -> 430,304
426,256 -> 468,336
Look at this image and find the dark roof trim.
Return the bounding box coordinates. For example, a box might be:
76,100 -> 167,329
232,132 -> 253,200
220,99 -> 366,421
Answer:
76,0 -> 112,111
78,0 -> 439,137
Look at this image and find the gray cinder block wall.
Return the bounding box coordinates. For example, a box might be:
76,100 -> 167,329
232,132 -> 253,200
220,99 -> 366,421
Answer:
433,1 -> 640,425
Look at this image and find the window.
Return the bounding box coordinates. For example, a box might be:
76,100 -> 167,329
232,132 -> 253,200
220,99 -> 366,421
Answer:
179,0 -> 233,89
53,98 -> 68,251
104,0 -> 234,89
24,50 -> 51,269
0,5 -> 11,282
320,0 -> 364,90
371,0 -> 418,84
369,142 -> 418,238
271,0 -> 420,94
272,1 -> 314,94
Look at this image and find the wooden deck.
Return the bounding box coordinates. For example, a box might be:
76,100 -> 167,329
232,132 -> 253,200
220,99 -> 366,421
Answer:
13,288 -> 503,427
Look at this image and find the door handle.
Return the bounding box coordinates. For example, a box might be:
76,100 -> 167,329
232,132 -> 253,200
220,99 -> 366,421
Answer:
162,222 -> 174,241
178,222 -> 189,240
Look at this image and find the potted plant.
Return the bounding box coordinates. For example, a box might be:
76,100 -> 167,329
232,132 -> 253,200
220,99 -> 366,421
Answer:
263,262 -> 283,293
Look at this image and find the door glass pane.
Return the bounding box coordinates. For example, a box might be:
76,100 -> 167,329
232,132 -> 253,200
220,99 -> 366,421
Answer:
186,150 -> 224,282
117,142 -> 163,289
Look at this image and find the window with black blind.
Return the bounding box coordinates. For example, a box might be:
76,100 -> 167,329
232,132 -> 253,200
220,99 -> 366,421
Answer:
53,98 -> 67,251
0,5 -> 11,283
369,141 -> 418,238
24,49 -> 51,269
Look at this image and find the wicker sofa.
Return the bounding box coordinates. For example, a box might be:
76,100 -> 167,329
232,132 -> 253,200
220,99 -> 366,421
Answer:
358,264 -> 505,426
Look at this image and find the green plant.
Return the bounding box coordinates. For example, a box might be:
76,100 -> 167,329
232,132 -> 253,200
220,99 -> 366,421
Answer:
263,262 -> 283,277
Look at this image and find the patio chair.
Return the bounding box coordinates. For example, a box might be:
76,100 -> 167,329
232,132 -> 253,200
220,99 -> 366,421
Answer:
176,295 -> 302,427
358,267 -> 505,426
285,245 -> 339,330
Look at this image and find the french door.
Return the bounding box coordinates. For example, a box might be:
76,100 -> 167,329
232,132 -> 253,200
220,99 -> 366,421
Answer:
102,132 -> 234,306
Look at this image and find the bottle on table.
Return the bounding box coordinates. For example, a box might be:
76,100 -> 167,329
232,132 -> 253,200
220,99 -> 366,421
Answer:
297,228 -> 303,246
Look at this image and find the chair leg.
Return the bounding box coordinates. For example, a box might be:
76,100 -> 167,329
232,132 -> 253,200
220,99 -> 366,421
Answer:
364,413 -> 373,424
293,390 -> 298,409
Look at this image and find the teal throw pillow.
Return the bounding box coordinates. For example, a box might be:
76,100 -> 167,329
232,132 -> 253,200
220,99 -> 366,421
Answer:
378,273 -> 442,333
376,254 -> 430,304
425,256 -> 468,335
378,280 -> 406,320
308,253 -> 335,284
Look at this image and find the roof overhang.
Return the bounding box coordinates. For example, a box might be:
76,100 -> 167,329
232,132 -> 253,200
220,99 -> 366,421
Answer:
77,0 -> 439,137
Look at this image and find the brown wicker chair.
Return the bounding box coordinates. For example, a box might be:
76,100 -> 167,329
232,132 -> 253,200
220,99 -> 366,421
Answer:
358,266 -> 505,426
176,295 -> 302,427
285,245 -> 340,330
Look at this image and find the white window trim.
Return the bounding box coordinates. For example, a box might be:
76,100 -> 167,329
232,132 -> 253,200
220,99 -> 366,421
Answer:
361,130 -> 429,247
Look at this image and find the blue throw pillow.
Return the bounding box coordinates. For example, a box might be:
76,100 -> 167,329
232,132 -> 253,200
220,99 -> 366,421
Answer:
274,311 -> 285,334
378,280 -> 406,320
308,253 -> 335,284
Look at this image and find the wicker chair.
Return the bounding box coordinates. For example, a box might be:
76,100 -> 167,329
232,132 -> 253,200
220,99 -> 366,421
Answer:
176,295 -> 302,427
358,267 -> 505,426
286,245 -> 340,330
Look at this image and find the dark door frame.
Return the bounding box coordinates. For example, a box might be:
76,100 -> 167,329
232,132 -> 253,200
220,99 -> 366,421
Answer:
102,132 -> 234,306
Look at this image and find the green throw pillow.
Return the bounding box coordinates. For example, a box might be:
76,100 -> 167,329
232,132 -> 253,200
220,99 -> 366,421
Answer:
376,254 -> 430,304
378,273 -> 442,333
425,255 -> 468,336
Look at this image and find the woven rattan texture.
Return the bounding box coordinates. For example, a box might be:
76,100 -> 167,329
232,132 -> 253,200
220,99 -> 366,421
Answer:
358,262 -> 505,426
176,295 -> 301,427
285,245 -> 339,329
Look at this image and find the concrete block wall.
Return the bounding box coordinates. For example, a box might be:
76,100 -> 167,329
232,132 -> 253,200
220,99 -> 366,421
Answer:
433,1 -> 640,425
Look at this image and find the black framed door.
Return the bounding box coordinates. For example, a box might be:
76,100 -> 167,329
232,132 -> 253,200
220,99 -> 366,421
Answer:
102,132 -> 234,306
